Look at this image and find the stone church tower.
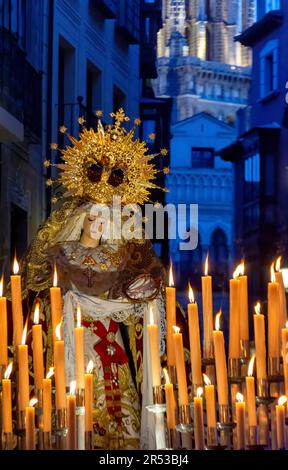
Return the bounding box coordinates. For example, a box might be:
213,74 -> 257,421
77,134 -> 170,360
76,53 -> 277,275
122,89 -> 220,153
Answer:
156,0 -> 256,123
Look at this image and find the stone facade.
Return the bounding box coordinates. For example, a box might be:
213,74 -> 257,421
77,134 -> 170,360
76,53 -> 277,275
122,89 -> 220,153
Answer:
155,0 -> 255,124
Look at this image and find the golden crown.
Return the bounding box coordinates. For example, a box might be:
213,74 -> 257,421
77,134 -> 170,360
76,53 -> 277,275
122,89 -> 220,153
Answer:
44,108 -> 169,205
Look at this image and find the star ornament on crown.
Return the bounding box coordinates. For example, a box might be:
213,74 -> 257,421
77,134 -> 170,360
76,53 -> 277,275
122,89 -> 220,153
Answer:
45,108 -> 169,205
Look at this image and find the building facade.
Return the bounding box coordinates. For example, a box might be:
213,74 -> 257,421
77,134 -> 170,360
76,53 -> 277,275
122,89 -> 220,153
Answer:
0,0 -> 44,270
155,0 -> 255,124
0,0 -> 169,271
167,112 -> 236,290
219,0 -> 287,305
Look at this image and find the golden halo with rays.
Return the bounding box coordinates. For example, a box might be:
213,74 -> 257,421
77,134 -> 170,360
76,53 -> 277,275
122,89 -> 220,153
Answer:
48,108 -> 168,205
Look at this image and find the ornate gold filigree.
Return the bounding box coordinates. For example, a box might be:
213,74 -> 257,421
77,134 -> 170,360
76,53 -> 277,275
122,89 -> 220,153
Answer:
48,108 -> 166,205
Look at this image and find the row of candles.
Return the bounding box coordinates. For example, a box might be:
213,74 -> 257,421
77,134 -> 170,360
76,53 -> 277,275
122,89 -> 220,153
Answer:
1,252 -> 288,449
147,256 -> 288,449
0,258 -> 94,450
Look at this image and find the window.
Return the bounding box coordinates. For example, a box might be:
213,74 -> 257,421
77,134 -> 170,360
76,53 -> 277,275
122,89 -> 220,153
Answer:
0,0 -> 26,42
243,153 -> 260,231
86,62 -> 102,128
145,17 -> 150,43
244,153 -> 260,202
113,86 -> 126,114
265,53 -> 273,94
192,147 -> 214,169
260,40 -> 279,98
265,0 -> 280,12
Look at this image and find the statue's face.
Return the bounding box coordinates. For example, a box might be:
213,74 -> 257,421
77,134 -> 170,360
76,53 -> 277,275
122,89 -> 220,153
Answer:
82,213 -> 104,240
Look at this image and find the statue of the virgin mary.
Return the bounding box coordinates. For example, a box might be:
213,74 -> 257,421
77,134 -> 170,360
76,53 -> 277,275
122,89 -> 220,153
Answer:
19,109 -> 168,450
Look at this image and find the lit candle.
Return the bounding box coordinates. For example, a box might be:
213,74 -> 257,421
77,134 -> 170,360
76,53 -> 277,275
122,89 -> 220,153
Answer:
163,368 -> 176,430
275,257 -> 287,328
238,260 -> 249,353
245,355 -> 257,428
173,326 -> 188,406
43,367 -> 54,433
25,398 -> 38,450
54,321 -> 66,410
18,321 -> 29,412
10,255 -> 24,346
75,304 -> 85,391
194,387 -> 204,450
67,380 -> 77,450
253,302 -> 267,380
201,254 -> 213,358
32,303 -> 44,390
50,264 -> 63,345
84,360 -> 94,433
166,261 -> 176,367
2,363 -> 13,433
235,392 -> 246,450
188,283 -> 202,389
147,307 -> 161,387
229,265 -> 241,359
281,321 -> 288,396
0,275 -> 8,366
268,262 -> 280,360
276,396 -> 287,449
203,373 -> 216,429
213,311 -> 228,405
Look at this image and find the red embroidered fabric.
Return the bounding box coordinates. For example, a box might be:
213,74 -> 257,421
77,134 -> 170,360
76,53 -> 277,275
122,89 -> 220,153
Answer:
82,319 -> 128,426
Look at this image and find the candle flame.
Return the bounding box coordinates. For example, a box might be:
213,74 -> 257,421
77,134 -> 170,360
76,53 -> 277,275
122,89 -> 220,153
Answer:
204,253 -> 209,276
29,398 -> 38,408
215,310 -> 222,331
70,380 -> 76,396
21,319 -> 28,345
163,368 -> 170,385
173,325 -> 180,334
33,302 -> 40,325
77,304 -> 81,328
254,302 -> 261,315
86,360 -> 94,374
286,320 -> 288,328
46,367 -> 54,379
270,262 -> 276,283
196,387 -> 203,398
4,362 -> 13,379
248,354 -> 255,377
188,282 -> 195,303
275,256 -> 281,272
278,396 -> 287,406
233,262 -> 243,279
0,274 -> 3,297
236,392 -> 244,402
13,255 -> 19,275
169,260 -> 174,287
203,373 -> 211,386
53,264 -> 58,287
149,306 -> 155,325
55,321 -> 62,341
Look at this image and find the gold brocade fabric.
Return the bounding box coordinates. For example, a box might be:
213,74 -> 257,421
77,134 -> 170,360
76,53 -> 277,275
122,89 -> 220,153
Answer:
92,362 -> 140,450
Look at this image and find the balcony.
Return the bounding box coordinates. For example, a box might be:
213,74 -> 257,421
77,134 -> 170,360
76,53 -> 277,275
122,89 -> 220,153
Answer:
116,0 -> 140,44
0,27 -> 42,142
56,98 -> 100,148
